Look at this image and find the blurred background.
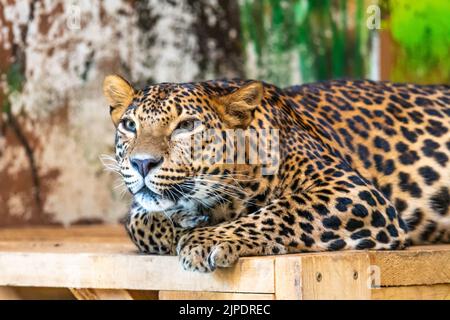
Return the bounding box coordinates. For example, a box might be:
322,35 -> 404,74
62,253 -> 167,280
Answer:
0,0 -> 449,227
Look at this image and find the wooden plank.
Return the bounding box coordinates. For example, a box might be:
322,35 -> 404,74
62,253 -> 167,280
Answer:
0,226 -> 449,298
274,256 -> 302,299
0,241 -> 135,254
275,252 -> 371,300
369,245 -> 450,286
0,225 -> 126,242
372,284 -> 450,300
127,290 -> 159,300
0,252 -> 275,293
70,288 -> 134,300
300,252 -> 371,300
159,291 -> 274,300
0,287 -> 21,300
0,286 -> 73,300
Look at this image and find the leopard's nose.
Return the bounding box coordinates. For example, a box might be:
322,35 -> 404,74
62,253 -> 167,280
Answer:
130,156 -> 163,177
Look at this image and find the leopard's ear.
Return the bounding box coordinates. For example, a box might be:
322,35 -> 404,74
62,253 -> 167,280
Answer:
215,81 -> 263,128
103,75 -> 135,126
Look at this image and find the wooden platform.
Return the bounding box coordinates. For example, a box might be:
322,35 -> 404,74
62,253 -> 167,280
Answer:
0,225 -> 449,300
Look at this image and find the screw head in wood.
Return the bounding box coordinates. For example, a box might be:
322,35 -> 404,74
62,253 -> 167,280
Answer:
316,272 -> 322,282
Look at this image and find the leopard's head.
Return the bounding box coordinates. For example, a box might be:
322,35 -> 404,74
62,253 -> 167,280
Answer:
103,75 -> 264,212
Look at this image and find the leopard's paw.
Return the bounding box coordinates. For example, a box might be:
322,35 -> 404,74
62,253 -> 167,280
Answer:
177,235 -> 240,272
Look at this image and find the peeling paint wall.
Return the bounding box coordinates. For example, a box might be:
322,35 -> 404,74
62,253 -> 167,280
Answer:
0,0 -> 244,226
2,0 -> 438,227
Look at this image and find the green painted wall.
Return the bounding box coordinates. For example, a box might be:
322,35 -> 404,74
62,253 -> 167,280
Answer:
386,0 -> 450,83
240,0 -> 374,86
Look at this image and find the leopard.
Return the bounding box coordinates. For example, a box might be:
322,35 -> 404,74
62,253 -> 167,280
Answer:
103,74 -> 450,272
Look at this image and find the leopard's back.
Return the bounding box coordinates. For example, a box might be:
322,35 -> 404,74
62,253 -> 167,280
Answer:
284,80 -> 450,244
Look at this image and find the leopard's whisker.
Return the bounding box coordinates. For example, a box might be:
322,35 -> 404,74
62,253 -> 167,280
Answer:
193,179 -> 256,205
99,154 -> 122,176
177,181 -> 227,208
172,183 -> 213,209
193,178 -> 248,195
193,184 -> 232,205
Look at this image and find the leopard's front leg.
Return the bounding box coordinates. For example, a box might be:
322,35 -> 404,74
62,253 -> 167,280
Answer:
125,203 -> 209,255
177,186 -> 410,272
176,199 -> 294,272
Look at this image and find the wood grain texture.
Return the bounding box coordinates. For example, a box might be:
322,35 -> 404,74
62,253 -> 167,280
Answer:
0,286 -> 73,300
275,252 -> 371,299
70,288 -> 158,300
368,245 -> 450,286
159,291 -> 274,300
0,225 -> 127,242
372,284 -> 450,300
274,256 -> 302,299
1,226 -> 450,300
0,287 -> 21,300
301,252 -> 371,300
70,288 -> 134,300
128,290 -> 159,300
0,251 -> 274,293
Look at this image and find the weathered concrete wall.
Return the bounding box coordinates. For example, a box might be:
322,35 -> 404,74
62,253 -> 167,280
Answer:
2,0 -> 441,227
0,0 -> 243,226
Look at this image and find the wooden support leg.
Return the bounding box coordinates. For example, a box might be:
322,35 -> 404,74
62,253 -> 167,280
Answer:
275,252 -> 371,300
70,288 -> 131,300
69,288 -> 159,300
0,287 -> 21,300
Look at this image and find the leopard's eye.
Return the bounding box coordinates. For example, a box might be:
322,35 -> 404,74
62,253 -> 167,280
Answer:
122,118 -> 137,133
176,119 -> 196,131
172,118 -> 202,139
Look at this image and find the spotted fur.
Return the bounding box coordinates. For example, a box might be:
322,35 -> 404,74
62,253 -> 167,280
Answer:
103,76 -> 450,272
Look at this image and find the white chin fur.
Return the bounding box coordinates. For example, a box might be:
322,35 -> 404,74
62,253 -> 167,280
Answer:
134,192 -> 175,211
